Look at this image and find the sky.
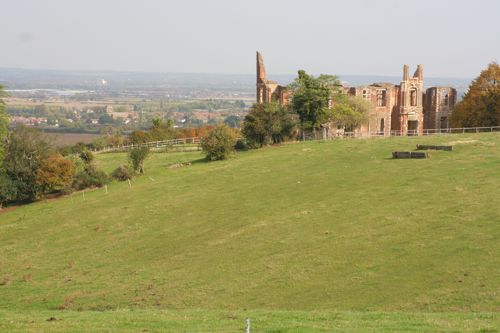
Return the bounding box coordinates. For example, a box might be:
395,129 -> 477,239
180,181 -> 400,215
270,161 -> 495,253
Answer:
1,0 -> 499,78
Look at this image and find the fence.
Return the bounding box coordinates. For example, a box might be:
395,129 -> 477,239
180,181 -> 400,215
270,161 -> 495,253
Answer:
95,125 -> 500,152
303,126 -> 500,141
94,137 -> 201,153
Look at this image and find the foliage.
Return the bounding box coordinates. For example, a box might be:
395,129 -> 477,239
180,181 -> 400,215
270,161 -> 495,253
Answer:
330,95 -> 370,131
224,115 -> 241,128
111,165 -> 134,181
450,62 -> 500,127
35,154 -> 75,194
129,147 -> 150,173
0,85 -> 8,166
0,172 -> 18,207
234,138 -> 249,151
200,125 -> 237,161
289,71 -> 340,131
2,126 -> 52,201
242,102 -> 298,147
73,164 -> 109,190
79,149 -> 95,164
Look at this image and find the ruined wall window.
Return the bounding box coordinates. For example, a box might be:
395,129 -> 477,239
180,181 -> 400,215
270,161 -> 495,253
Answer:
431,89 -> 436,107
362,90 -> 370,100
377,90 -> 387,106
410,89 -> 418,106
380,118 -> 385,133
439,91 -> 448,107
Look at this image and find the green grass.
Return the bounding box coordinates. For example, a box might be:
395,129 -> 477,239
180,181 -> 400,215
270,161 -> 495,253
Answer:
0,309 -> 498,332
1,134 -> 499,331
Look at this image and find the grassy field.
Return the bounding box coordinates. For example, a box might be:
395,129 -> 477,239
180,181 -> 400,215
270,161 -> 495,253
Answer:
0,133 -> 499,331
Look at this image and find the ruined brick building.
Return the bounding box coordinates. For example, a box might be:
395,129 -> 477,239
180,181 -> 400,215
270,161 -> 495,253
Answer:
256,51 -> 457,136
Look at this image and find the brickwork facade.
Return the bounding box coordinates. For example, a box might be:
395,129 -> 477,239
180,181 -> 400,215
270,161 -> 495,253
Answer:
256,51 -> 456,136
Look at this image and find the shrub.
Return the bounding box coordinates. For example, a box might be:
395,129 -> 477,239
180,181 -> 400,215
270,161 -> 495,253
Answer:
35,154 -> 75,194
73,165 -> 109,190
0,172 -> 18,208
111,165 -> 134,181
129,147 -> 150,173
79,149 -> 94,164
200,125 -> 237,161
234,138 -> 249,151
242,102 -> 298,147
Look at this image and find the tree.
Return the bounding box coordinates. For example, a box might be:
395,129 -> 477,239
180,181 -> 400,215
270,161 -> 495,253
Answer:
0,85 -> 8,166
129,147 -> 150,173
35,154 -> 75,194
289,71 -> 340,136
242,102 -> 298,147
224,115 -> 241,128
451,62 -> 500,127
3,126 -> 52,201
200,125 -> 237,161
330,95 -> 370,131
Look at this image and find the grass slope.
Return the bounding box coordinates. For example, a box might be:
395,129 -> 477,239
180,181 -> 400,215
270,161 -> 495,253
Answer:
1,134 -> 499,331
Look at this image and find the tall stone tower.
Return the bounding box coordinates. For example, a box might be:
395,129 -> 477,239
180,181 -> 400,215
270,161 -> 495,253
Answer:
256,51 -> 267,103
396,64 -> 424,135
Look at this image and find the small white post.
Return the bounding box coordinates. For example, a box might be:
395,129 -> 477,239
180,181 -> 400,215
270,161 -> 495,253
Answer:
128,179 -> 132,188
105,185 -> 108,194
246,318 -> 250,333
82,191 -> 86,201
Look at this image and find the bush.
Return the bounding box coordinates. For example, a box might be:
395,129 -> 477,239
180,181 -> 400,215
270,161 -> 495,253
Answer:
111,165 -> 134,181
0,172 -> 18,208
73,165 -> 109,190
35,154 -> 76,194
200,125 -> 237,161
129,147 -> 150,173
234,138 -> 249,151
79,149 -> 94,164
242,102 -> 298,147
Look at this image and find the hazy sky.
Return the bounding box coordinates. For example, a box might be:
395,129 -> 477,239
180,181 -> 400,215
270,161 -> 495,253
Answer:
1,0 -> 499,77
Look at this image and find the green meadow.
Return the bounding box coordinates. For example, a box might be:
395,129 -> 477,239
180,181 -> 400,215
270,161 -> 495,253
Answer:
0,134 -> 499,332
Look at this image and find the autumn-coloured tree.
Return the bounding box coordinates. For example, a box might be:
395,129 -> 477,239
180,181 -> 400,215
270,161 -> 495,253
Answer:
36,154 -> 75,194
450,62 -> 500,127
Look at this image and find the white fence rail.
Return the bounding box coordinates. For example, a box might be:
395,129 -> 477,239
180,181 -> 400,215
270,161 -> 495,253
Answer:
304,126 -> 500,141
94,137 -> 201,153
96,126 -> 500,153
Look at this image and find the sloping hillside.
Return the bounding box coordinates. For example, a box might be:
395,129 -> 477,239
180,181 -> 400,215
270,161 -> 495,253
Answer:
0,134 -> 499,316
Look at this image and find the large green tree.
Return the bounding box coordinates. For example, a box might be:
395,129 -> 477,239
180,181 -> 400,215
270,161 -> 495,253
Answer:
242,102 -> 298,146
450,62 -> 500,127
289,71 -> 340,136
3,126 -> 52,201
0,85 -> 9,166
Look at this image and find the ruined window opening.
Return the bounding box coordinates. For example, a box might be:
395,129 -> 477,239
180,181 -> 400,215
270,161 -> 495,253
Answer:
362,90 -> 370,100
439,91 -> 448,107
431,89 -> 436,107
410,89 -> 418,106
377,90 -> 387,106
380,118 -> 385,133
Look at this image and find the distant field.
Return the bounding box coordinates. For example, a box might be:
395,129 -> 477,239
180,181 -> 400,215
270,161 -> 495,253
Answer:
1,133 -> 499,331
43,132 -> 102,147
